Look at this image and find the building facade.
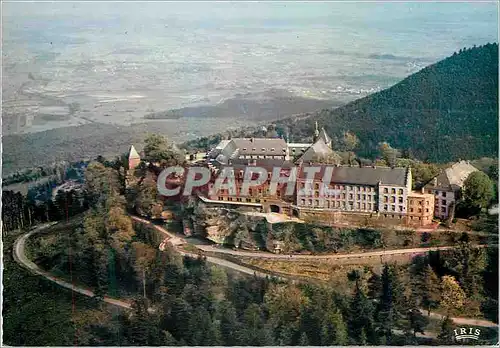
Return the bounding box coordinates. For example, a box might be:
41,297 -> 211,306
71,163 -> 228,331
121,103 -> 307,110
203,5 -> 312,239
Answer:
406,190 -> 435,226
423,160 -> 478,219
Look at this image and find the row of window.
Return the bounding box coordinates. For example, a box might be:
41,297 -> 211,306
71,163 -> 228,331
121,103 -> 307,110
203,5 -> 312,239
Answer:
409,199 -> 430,206
217,196 -> 262,203
383,196 -> 404,204
382,204 -> 405,212
300,199 -> 374,210
383,187 -> 404,195
241,147 -> 286,152
409,207 -> 430,213
301,183 -> 376,192
428,189 -> 448,198
299,191 -> 376,201
239,155 -> 285,160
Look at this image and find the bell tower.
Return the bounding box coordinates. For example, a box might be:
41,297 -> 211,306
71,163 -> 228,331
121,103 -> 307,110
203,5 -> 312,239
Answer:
313,121 -> 319,142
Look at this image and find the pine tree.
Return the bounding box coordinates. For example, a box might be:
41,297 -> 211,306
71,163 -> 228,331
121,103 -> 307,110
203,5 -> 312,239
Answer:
420,264 -> 441,315
348,280 -> 375,344
437,317 -> 454,344
299,332 -> 309,346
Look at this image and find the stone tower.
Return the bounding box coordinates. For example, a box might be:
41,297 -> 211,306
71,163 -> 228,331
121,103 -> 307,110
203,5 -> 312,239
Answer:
128,145 -> 141,170
313,121 -> 319,142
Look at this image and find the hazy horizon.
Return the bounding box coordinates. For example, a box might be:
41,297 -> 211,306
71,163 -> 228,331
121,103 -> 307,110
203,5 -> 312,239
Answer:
3,1 -> 498,134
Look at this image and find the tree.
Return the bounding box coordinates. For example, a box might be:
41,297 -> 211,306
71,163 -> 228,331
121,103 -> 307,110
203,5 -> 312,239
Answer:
299,332 -> 309,346
375,264 -> 409,344
378,142 -> 400,167
420,264 -> 441,315
440,275 -> 466,316
437,317 -> 454,344
444,238 -> 486,296
348,280 -> 375,344
341,131 -> 359,152
463,171 -> 494,210
143,134 -> 185,167
320,308 -> 348,345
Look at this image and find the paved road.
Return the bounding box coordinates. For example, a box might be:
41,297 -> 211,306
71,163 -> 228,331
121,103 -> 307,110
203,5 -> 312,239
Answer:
13,223 -> 132,310
13,217 -> 498,330
194,243 -> 493,261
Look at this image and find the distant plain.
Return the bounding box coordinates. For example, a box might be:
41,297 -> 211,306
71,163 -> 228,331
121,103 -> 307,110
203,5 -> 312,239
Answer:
2,2 -> 498,174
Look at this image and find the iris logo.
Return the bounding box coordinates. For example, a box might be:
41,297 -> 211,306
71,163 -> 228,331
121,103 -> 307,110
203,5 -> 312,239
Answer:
454,327 -> 481,341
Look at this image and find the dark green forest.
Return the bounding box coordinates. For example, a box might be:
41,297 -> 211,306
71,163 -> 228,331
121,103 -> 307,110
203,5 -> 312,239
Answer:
183,44 -> 498,163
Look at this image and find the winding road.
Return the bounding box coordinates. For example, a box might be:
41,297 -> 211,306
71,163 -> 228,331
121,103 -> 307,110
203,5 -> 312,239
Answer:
13,217 -> 498,330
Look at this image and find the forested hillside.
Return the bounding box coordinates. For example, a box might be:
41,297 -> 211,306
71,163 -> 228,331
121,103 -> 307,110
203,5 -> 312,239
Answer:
276,43 -> 498,162
184,44 -> 498,163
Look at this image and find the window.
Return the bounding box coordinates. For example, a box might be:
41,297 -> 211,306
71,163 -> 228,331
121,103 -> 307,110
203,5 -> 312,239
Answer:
342,193 -> 346,199
398,189 -> 403,195
368,203 -> 372,210
357,202 -> 360,209
428,190 -> 432,194
357,194 -> 361,200
391,188 -> 396,194
442,200 -> 447,205
301,199 -> 305,205
426,208 -> 429,213
399,206 -> 403,212
362,203 -> 366,210
315,183 -> 320,189
391,196 -> 396,203
392,205 -> 396,211
315,191 -> 319,198
218,196 -> 223,201
349,193 -> 353,200
441,207 -> 446,213
337,201 -> 341,208
426,201 -> 429,206
342,202 -> 346,208
384,188 -> 388,194
384,196 -> 389,203
418,208 -> 422,213
384,204 -> 388,210
315,200 -> 319,206
271,148 -> 275,152
327,201 -> 330,208
410,208 -> 414,212
418,201 -> 422,206
347,186 -> 351,191
308,199 -> 313,205
442,191 -> 446,197
398,197 -> 403,203
363,194 -> 366,200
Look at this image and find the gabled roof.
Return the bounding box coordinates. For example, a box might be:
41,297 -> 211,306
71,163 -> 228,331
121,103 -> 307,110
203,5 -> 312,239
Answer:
128,145 -> 140,159
425,160 -> 478,191
298,138 -> 339,163
298,165 -> 408,186
230,138 -> 287,157
318,127 -> 332,145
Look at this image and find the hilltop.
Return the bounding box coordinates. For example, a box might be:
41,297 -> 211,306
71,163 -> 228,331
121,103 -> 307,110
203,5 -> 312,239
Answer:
274,43 -> 499,162
184,44 -> 499,163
